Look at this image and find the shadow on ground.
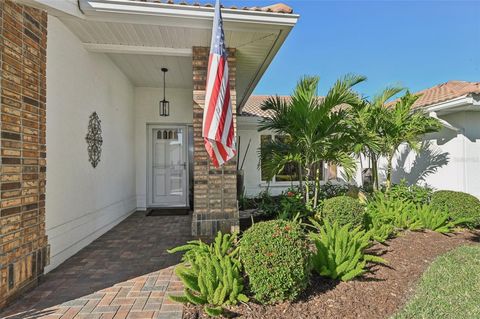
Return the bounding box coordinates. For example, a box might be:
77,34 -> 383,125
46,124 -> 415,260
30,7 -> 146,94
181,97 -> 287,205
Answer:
0,212 -> 193,319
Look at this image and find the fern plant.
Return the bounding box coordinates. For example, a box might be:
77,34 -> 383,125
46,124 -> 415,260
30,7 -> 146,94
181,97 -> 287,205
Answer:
415,204 -> 464,233
366,192 -> 422,231
309,219 -> 386,281
364,214 -> 395,243
167,231 -> 238,262
167,232 -> 248,316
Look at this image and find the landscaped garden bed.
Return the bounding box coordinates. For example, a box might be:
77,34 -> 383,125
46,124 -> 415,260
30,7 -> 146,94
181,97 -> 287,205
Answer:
182,229 -> 478,319
168,76 -> 480,318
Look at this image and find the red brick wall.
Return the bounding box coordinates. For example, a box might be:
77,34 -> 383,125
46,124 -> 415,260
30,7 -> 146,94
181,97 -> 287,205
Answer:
191,47 -> 239,236
0,0 -> 49,307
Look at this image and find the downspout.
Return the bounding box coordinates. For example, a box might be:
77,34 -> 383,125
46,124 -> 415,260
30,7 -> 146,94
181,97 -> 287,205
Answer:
429,111 -> 467,193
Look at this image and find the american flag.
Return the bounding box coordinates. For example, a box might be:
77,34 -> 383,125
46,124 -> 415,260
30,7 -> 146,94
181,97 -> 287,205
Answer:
202,0 -> 236,168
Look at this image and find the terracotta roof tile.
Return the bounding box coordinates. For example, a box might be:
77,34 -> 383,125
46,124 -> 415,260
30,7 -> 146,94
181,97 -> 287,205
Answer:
244,81 -> 480,118
242,95 -> 356,118
127,1 -> 294,14
410,80 -> 480,108
241,95 -> 290,118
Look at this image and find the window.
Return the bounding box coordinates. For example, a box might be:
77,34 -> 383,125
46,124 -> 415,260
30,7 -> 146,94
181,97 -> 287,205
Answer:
260,134 -> 326,183
260,134 -> 300,182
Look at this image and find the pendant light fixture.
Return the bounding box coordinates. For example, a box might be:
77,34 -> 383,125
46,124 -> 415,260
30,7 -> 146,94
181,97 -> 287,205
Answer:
159,67 -> 170,116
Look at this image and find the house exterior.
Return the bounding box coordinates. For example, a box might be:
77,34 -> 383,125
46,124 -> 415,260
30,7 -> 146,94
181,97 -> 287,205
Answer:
0,0 -> 298,306
238,81 -> 480,198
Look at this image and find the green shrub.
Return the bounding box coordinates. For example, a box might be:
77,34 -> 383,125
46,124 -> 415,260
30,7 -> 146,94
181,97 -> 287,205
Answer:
366,192 -> 422,232
257,191 -> 279,217
430,190 -> 480,228
277,189 -> 311,220
415,204 -> 462,233
365,193 -> 462,239
322,196 -> 365,228
318,182 -> 350,200
309,220 -> 386,281
167,232 -> 247,316
364,214 -> 395,243
388,180 -> 432,205
240,220 -> 311,304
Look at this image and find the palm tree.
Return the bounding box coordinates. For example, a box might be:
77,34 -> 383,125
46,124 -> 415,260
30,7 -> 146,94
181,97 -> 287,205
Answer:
381,92 -> 442,189
350,89 -> 442,190
349,87 -> 404,190
258,75 -> 365,208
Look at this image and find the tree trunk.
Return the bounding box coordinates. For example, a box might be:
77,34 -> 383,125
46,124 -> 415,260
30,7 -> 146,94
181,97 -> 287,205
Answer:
298,163 -> 304,200
305,166 -> 311,204
386,153 -> 394,191
313,165 -> 320,208
371,153 -> 379,191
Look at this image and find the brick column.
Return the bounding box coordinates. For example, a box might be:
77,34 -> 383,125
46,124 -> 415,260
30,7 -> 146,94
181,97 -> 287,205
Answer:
191,47 -> 239,237
0,1 -> 49,307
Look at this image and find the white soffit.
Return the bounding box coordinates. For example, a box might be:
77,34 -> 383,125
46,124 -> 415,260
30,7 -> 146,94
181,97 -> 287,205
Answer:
58,0 -> 298,108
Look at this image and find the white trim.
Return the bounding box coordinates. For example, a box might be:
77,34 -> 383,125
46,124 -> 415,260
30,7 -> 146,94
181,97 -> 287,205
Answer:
80,0 -> 299,27
425,95 -> 477,113
83,43 -> 192,56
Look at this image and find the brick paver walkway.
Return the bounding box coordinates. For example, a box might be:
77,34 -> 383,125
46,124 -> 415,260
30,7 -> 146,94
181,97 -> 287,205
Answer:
1,212 -> 193,319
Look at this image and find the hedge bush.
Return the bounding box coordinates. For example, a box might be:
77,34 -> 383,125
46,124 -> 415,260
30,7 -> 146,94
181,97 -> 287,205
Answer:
388,181 -> 432,205
430,190 -> 480,228
322,196 -> 365,228
240,220 -> 311,304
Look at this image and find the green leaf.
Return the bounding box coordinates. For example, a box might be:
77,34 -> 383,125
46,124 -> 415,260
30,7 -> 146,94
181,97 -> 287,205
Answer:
168,294 -> 189,304
204,306 -> 223,317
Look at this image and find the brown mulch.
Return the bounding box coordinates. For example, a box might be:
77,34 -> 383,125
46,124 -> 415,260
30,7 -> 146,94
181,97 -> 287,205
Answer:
182,229 -> 480,319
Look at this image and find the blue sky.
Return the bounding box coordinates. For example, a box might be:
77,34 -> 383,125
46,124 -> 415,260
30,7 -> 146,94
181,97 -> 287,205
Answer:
223,0 -> 480,98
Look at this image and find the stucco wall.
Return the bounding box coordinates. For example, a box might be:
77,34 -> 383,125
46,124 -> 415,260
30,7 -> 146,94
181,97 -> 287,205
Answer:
237,118 -> 331,197
359,111 -> 480,198
462,112 -> 480,197
134,87 -> 193,209
45,16 -> 136,271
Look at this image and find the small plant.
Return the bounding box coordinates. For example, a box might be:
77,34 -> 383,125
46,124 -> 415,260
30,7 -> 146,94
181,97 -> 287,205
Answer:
415,204 -> 464,233
240,220 -> 311,304
277,189 -> 310,220
321,196 -> 365,228
430,190 -> 480,228
309,220 -> 386,281
388,180 -> 432,205
366,192 -> 422,231
318,182 -> 350,200
167,232 -> 247,316
364,214 -> 395,243
257,190 -> 279,217
238,193 -> 258,211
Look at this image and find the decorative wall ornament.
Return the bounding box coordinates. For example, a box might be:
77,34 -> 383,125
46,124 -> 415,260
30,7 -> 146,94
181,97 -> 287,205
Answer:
85,112 -> 103,168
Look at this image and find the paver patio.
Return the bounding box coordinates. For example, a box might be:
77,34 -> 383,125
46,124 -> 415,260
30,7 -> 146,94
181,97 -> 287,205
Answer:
0,212 -> 193,319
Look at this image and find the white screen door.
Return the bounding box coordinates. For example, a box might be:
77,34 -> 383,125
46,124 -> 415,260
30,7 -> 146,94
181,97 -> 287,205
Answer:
150,127 -> 187,207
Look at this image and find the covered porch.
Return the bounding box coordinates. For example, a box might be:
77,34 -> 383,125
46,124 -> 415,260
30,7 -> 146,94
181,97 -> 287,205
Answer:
0,0 -> 298,309
42,0 -> 297,269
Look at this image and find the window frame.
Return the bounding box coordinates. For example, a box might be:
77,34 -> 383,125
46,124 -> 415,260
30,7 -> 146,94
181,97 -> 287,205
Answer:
259,134 -> 328,185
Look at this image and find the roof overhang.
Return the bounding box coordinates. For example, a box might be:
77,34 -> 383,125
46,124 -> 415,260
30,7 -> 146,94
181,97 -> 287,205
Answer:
425,94 -> 480,115
25,0 -> 298,112
80,0 -> 299,28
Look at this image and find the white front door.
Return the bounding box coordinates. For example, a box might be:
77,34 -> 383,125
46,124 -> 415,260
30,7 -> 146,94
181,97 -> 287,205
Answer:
150,126 -> 188,207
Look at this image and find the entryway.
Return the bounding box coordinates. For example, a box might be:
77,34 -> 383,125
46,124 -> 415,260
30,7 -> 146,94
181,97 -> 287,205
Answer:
147,125 -> 190,209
